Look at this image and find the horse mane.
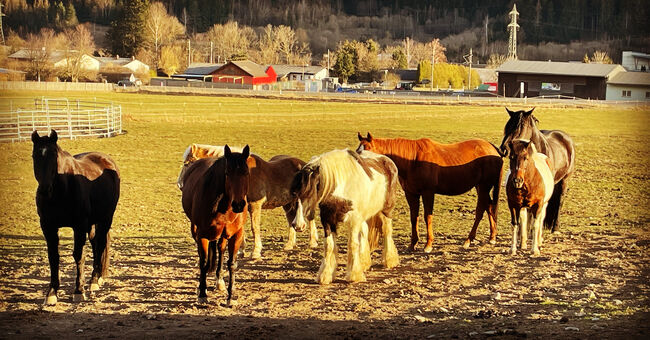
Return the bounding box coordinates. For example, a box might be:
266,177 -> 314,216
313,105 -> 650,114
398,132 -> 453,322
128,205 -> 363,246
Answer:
372,138 -> 420,160
183,144 -> 244,162
309,149 -> 370,201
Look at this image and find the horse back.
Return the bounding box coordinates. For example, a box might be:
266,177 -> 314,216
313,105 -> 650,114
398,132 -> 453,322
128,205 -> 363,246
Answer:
248,154 -> 304,207
540,129 -> 576,182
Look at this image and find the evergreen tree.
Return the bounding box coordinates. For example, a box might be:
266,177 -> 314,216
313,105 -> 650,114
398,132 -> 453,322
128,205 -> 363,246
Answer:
107,0 -> 150,57
64,2 -> 78,27
333,40 -> 357,84
392,48 -> 408,69
417,60 -> 431,83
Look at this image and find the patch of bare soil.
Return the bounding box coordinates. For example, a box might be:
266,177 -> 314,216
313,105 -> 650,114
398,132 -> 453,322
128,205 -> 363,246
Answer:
1,226 -> 649,339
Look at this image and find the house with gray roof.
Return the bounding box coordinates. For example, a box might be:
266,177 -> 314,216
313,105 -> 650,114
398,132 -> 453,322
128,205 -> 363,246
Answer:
606,71 -> 650,101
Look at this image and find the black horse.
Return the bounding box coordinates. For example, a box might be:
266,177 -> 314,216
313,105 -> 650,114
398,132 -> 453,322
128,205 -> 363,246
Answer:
499,108 -> 576,233
32,130 -> 120,305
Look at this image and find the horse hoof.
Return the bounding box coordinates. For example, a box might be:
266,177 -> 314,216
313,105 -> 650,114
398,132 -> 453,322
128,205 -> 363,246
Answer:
532,250 -> 541,257
217,280 -> 226,292
489,239 -> 497,245
98,277 -> 104,286
423,246 -> 433,253
407,245 -> 417,253
73,293 -> 86,303
227,299 -> 238,307
90,283 -> 100,292
251,251 -> 262,260
511,250 -> 517,256
283,243 -> 294,251
346,272 -> 366,283
462,240 -> 471,249
317,275 -> 333,285
309,240 -> 318,248
44,295 -> 57,305
197,296 -> 208,304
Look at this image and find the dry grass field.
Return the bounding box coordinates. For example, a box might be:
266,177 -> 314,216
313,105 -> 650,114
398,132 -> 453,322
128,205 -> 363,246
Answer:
0,90 -> 648,338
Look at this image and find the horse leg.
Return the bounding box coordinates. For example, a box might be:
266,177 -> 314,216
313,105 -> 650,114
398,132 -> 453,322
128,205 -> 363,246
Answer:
520,208 -> 529,250
90,223 -> 110,292
308,219 -> 318,248
546,180 -> 568,233
464,186 -> 489,249
510,207 -> 519,255
379,213 -> 400,269
405,192 -> 421,252
531,208 -> 542,256
216,237 -> 227,292
317,224 -> 337,285
226,229 -> 244,306
359,220 -> 371,271
249,201 -> 264,259
488,177 -> 501,244
345,213 -> 366,283
42,226 -> 60,305
196,238 -> 210,303
421,193 -> 435,253
71,227 -> 87,302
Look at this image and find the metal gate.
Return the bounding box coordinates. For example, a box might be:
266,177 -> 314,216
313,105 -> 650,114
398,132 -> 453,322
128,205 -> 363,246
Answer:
0,98 -> 122,142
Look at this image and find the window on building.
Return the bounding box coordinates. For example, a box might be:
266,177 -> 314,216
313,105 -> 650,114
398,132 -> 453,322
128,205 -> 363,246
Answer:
646,91 -> 650,98
622,90 -> 631,97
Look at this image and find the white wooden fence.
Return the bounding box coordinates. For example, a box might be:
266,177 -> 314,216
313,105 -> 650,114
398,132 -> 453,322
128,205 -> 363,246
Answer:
0,98 -> 122,142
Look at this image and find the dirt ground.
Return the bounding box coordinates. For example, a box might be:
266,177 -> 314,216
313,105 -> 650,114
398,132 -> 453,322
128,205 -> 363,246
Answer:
0,224 -> 648,339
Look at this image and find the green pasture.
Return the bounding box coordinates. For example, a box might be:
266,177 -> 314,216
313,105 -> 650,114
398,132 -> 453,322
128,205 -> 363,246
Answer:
1,90 -> 648,249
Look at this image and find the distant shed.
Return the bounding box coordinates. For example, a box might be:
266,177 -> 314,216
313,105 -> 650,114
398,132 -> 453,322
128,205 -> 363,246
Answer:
606,72 -> 650,101
496,60 -> 625,99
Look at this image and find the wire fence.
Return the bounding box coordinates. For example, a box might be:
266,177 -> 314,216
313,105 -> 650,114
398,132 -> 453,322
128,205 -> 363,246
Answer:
0,97 -> 122,143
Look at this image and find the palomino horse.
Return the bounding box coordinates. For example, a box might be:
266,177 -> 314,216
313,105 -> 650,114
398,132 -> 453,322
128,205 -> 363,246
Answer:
181,145 -> 250,305
291,149 -> 400,284
357,132 -> 503,251
178,143 -> 318,259
31,130 -> 120,305
506,140 -> 554,256
499,108 -> 576,233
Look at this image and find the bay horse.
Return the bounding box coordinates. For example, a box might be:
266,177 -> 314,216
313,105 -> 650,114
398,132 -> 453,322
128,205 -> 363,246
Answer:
499,108 -> 576,233
178,143 -> 318,259
290,149 -> 400,284
506,140 -> 554,256
181,145 -> 250,305
31,130 -> 120,305
357,132 -> 503,251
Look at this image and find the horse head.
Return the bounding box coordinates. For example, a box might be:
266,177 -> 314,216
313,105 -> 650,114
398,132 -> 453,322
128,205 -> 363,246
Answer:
223,144 -> 250,213
289,163 -> 321,232
500,108 -> 538,156
356,132 -> 376,153
509,139 -> 536,189
31,130 -> 60,198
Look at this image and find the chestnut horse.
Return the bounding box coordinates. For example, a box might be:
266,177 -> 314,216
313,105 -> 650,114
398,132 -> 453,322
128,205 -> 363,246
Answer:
506,140 -> 554,256
178,143 -> 318,258
291,149 -> 400,284
31,130 -> 120,305
357,133 -> 503,251
499,108 -> 576,233
181,145 -> 250,305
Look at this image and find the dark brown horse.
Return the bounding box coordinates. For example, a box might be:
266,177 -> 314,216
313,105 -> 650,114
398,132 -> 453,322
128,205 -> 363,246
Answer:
181,145 -> 250,305
31,130 -> 120,305
357,133 -> 503,251
178,143 -> 317,259
506,140 -> 554,256
499,108 -> 576,233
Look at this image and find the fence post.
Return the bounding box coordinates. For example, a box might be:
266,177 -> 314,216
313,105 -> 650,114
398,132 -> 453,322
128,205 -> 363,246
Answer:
67,98 -> 73,139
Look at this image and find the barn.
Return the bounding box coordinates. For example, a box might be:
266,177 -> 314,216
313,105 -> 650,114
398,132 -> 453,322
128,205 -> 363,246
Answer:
212,60 -> 277,85
497,60 -> 625,100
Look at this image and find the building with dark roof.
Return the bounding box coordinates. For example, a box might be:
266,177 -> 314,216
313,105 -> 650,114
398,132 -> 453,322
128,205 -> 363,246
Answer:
496,60 -> 625,99
606,71 -> 650,101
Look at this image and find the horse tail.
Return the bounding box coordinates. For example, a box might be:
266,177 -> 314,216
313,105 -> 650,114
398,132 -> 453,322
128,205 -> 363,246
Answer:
490,142 -> 507,158
544,183 -> 562,231
207,240 -> 218,274
367,215 -> 383,252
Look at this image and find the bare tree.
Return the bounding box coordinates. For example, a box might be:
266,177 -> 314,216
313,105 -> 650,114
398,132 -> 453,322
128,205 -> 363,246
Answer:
257,24 -> 279,64
146,2 -> 185,68
159,45 -> 182,75
25,28 -> 62,81
206,21 -> 255,62
274,25 -> 310,64
59,24 -> 97,82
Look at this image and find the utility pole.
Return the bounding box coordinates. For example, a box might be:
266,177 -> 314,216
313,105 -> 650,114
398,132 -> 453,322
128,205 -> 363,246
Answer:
507,4 -> 519,60
430,41 -> 436,91
210,41 -> 213,63
327,49 -> 330,77
0,3 -> 5,45
187,39 -> 191,66
483,14 -> 488,56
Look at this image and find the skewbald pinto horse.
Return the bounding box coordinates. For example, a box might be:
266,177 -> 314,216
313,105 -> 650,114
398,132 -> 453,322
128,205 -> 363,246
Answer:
291,149 -> 400,284
181,145 -> 250,305
506,140 -> 554,256
357,133 -> 503,251
31,130 -> 120,305
178,143 -> 318,259
499,108 -> 576,233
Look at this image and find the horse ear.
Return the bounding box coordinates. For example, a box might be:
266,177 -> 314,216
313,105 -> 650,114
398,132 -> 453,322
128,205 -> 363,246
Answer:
242,145 -> 250,158
505,107 -> 513,116
191,144 -> 198,154
224,144 -> 232,158
49,129 -> 58,143
31,130 -> 40,143
524,108 -> 534,116
357,132 -> 363,141
367,132 -> 373,141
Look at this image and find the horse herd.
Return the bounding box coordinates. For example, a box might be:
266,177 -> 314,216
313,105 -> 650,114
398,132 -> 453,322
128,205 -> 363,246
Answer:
30,107 -> 575,306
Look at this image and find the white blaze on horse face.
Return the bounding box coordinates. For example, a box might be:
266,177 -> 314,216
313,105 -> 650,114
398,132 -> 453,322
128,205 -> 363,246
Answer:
292,199 -> 307,231
41,148 -> 47,156
356,144 -> 364,153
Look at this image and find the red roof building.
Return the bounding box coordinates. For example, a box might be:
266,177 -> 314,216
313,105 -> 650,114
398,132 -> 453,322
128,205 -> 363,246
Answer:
211,60 -> 277,85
